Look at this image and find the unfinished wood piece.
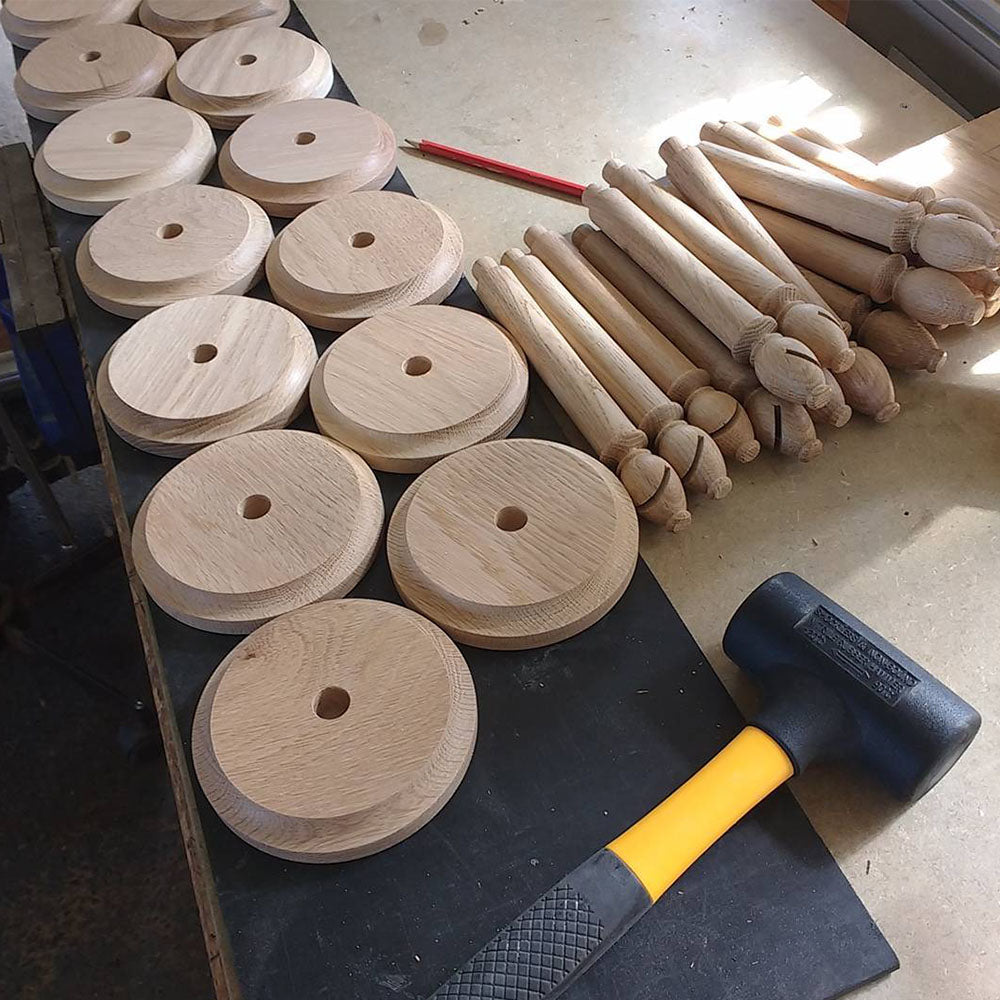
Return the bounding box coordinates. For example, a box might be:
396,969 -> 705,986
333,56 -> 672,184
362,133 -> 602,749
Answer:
812,370 -> 852,428
192,599 -> 476,862
658,136 -> 832,312
388,438 -> 638,648
927,197 -> 997,234
604,160 -> 854,372
310,304 -> 528,472
747,201 -> 985,327
97,296 -> 315,455
1,0 -> 139,50
582,184 -> 830,410
501,247 -> 729,500
77,184 -> 272,318
955,268 -> 1000,300
219,99 -> 396,216
698,140 -> 1000,273
133,429 -> 383,632
744,388 -> 822,462
167,23 -> 333,129
473,257 -> 689,529
799,266 -> 873,331
14,23 -> 174,122
701,120 -> 829,176
33,97 -> 214,215
267,191 -> 462,331
834,345 -> 900,423
139,0 -> 289,51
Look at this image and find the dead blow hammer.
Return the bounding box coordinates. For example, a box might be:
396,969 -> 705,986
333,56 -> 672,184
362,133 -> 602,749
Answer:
430,572 -> 981,999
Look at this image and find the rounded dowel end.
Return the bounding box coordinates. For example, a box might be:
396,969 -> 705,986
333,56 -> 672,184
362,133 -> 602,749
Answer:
749,334 -> 831,408
797,438 -> 824,462
522,223 -> 548,249
571,223 -> 599,249
928,196 -> 996,232
618,449 -> 691,530
892,267 -> 986,327
658,136 -> 687,162
857,309 -> 946,372
683,385 -> 760,464
834,345 -> 899,423
654,420 -> 731,500
744,388 -> 822,462
911,213 -> 1000,272
735,438 -> 762,463
499,247 -> 526,268
777,302 -> 855,372
875,401 -> 901,423
812,371 -> 852,427
471,256 -> 500,283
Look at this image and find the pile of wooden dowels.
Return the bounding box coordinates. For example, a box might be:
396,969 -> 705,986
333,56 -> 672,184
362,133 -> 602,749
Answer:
472,119 -> 999,530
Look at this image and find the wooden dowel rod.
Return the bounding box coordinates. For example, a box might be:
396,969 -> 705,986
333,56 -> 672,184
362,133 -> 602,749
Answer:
834,344 -> 900,423
743,388 -> 822,462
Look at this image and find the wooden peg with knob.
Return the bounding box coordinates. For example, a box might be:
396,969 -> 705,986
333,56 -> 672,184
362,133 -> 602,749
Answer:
472,257 -> 690,529
743,389 -> 823,462
812,370 -> 852,428
834,345 -> 900,423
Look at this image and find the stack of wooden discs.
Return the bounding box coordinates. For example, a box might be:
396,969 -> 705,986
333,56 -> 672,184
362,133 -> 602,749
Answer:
133,429 -> 384,632
97,296 -> 316,455
1,0 -> 140,50
138,0 -> 289,51
14,22 -> 175,122
33,97 -> 215,214
192,599 -> 477,862
76,183 -> 272,317
219,98 -> 397,216
166,23 -> 333,129
267,190 -> 464,330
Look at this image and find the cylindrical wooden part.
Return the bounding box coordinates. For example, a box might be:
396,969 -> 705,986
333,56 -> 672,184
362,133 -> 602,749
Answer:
928,197 -> 997,234
653,420 -> 732,499
139,0 -> 290,51
857,310 -> 946,373
892,268 -> 986,327
744,389 -> 822,462
834,345 -> 900,423
1,0 -> 141,50
683,386 -> 760,463
954,268 -> 1000,300
700,120 -> 826,175
799,267 -> 873,331
812,370 -> 852,427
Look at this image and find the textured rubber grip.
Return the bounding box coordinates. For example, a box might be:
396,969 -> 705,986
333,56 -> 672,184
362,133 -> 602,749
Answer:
431,848 -> 651,999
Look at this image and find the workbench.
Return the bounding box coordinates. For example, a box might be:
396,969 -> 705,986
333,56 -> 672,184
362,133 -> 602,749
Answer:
26,2 -> 998,998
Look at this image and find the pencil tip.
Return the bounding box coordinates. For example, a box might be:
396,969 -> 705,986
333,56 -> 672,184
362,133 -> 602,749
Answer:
403,138 -> 419,148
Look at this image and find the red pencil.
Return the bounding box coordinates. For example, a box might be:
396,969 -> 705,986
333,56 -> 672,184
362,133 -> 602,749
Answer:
404,138 -> 585,199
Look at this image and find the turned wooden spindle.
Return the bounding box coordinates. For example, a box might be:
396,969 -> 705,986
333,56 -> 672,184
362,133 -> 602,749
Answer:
812,369 -> 852,428
604,159 -> 854,372
582,183 -> 831,409
700,120 -> 828,177
743,388 -> 823,462
834,344 -> 900,423
501,247 -> 731,500
927,197 -> 998,235
698,140 -> 1000,273
800,267 -> 946,373
472,257 -> 690,529
955,268 -> 1000,301
747,201 -> 986,327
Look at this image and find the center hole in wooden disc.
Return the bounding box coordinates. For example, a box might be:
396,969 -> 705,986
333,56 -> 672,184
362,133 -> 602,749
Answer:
157,222 -> 183,240
107,130 -> 131,144
235,53 -> 257,65
350,231 -> 375,248
80,50 -> 101,62
403,355 -> 432,376
294,131 -> 316,145
495,506 -> 528,532
315,686 -> 351,720
241,494 -> 271,519
192,344 -> 217,363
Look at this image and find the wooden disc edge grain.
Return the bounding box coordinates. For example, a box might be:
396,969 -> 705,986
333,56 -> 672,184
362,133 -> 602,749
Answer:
138,0 -> 290,51
190,599 -> 478,861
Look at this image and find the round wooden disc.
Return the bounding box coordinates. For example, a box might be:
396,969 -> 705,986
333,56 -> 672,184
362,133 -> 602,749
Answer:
139,0 -> 289,51
97,296 -> 317,455
166,23 -> 333,130
266,191 -> 464,331
76,183 -> 272,317
219,98 -> 397,217
388,438 -> 638,649
310,305 -> 528,471
133,429 -> 383,632
34,97 -> 215,215
14,23 -> 175,122
0,0 -> 140,50
192,599 -> 477,862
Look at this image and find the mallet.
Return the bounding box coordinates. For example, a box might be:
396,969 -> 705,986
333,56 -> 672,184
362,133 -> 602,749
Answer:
430,573 -> 980,999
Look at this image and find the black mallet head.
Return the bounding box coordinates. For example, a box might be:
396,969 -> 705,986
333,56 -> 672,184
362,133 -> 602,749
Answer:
723,572 -> 981,802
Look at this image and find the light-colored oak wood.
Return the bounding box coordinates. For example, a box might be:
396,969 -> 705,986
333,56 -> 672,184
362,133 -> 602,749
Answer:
139,0 -> 289,51
743,388 -> 822,462
191,598 -> 476,862
267,190 -> 463,331
14,22 -> 174,122
97,295 -> 316,455
605,160 -> 854,372
699,140 -> 1000,273
582,183 -> 831,409
701,120 -> 829,177
927,197 -> 997,234
167,23 -> 333,129
219,98 -> 396,216
133,429 -> 383,632
501,247 -> 730,500
387,437 -> 639,648
955,268 -> 1000,300
834,344 -> 900,423
798,266 -> 873,331
472,256 -> 689,529
1,0 -> 140,50
33,97 -> 214,215
812,369 -> 852,427
310,304 -> 528,471
77,183 -> 272,318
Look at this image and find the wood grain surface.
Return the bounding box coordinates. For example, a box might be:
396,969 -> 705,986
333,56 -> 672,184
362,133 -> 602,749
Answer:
1,0 -> 140,50
139,0 -> 290,51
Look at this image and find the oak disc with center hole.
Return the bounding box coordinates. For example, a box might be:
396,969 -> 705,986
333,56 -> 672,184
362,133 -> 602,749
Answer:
388,438 -> 638,649
133,429 -> 383,632
97,296 -> 316,455
139,0 -> 290,51
14,23 -> 175,122
76,183 -> 272,317
1,0 -> 141,50
219,98 -> 397,216
34,97 -> 215,215
192,598 -> 477,862
266,190 -> 463,330
310,304 -> 528,471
